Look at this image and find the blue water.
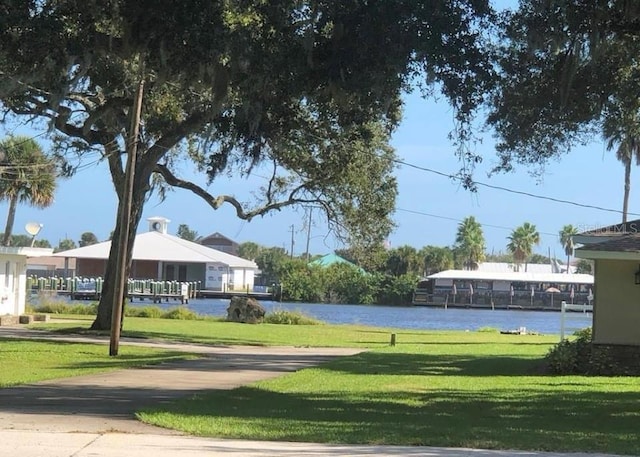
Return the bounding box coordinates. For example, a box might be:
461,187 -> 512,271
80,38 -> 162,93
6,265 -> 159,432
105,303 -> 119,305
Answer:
126,298 -> 592,335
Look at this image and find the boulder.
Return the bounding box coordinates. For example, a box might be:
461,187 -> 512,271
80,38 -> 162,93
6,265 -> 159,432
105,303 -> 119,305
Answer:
226,296 -> 265,324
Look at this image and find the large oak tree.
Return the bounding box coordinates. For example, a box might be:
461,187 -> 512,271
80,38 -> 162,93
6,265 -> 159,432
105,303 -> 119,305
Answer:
0,1 -> 494,329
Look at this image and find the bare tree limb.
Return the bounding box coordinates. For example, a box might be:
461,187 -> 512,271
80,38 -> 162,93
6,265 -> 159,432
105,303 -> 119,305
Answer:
154,163 -> 324,221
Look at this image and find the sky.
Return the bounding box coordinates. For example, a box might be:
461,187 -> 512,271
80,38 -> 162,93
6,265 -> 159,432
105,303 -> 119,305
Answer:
0,88 -> 631,259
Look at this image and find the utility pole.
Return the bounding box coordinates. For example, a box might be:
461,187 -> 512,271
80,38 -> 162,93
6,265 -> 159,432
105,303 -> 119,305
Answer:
304,207 -> 313,261
110,76 -> 144,357
289,224 -> 295,258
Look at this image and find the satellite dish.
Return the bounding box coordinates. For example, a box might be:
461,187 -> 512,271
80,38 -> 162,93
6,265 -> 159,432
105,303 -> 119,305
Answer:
25,222 -> 43,236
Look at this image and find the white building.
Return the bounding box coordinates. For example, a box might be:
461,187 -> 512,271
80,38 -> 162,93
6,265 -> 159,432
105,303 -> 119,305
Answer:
0,246 -> 54,316
53,217 -> 258,292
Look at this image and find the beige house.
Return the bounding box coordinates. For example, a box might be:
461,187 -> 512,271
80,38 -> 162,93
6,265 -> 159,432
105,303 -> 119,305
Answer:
0,246 -> 53,317
575,219 -> 640,346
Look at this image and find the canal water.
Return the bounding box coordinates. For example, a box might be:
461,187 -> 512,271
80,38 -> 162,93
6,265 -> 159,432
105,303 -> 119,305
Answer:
127,298 -> 592,335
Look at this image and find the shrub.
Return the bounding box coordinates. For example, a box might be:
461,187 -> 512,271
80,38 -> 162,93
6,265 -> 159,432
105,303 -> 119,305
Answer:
29,301 -> 97,315
264,309 -> 323,325
161,307 -> 199,320
125,306 -> 163,318
545,327 -> 592,374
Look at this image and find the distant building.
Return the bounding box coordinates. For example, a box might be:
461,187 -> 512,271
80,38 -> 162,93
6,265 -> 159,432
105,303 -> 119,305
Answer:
198,232 -> 240,256
53,217 -> 257,292
414,261 -> 593,308
26,256 -> 76,278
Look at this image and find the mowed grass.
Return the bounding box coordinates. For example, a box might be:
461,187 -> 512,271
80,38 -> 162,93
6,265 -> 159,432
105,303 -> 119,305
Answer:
0,338 -> 196,387
31,316 -> 420,347
137,332 -> 640,455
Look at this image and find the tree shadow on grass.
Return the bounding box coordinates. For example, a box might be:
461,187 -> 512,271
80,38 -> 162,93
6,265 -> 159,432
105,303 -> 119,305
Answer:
139,386 -> 640,454
321,351 -> 547,376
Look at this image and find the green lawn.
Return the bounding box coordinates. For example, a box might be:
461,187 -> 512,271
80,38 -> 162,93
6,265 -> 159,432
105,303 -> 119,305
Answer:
0,338 -> 195,387
31,316 -> 421,347
136,333 -> 640,455
25,317 -> 640,454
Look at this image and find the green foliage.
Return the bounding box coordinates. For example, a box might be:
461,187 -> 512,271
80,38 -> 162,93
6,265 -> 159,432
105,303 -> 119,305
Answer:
279,260 -> 325,303
238,241 -> 262,261
55,238 -> 77,253
176,224 -> 198,242
454,216 -> 486,270
545,328 -> 592,374
420,245 -> 454,276
30,301 -> 98,315
375,273 -> 419,306
544,328 -> 640,375
0,136 -> 58,246
124,306 -> 164,318
323,263 -> 377,304
1,233 -> 51,248
507,222 -> 540,271
160,307 -> 199,320
487,1 -> 638,175
264,309 -> 323,325
575,259 -> 593,274
255,247 -> 289,286
382,245 -> 423,277
79,231 -> 99,247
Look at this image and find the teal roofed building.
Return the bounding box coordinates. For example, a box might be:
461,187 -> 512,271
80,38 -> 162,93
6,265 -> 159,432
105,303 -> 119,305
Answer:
309,253 -> 366,273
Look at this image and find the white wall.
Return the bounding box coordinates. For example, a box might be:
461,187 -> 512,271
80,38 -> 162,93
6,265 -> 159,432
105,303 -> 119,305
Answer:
0,255 -> 27,316
232,268 -> 255,291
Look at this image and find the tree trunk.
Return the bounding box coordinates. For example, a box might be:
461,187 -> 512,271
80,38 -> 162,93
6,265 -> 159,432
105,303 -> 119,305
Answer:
622,160 -> 631,223
90,185 -> 147,330
2,195 -> 18,246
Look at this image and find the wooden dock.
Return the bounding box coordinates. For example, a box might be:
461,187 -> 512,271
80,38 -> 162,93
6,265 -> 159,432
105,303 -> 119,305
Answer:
196,289 -> 275,300
29,276 -> 277,303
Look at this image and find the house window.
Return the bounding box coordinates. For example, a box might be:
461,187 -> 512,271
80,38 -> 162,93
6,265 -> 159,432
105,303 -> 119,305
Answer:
4,261 -> 9,288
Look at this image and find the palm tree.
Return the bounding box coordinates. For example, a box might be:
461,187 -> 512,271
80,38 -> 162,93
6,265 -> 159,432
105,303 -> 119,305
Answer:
604,107 -> 640,223
559,224 -> 578,273
0,136 -> 57,246
420,245 -> 454,276
454,216 -> 486,270
507,222 -> 540,272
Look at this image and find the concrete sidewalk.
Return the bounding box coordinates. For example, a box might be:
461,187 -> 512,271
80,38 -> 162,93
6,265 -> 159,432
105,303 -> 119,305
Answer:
3,430 -> 621,457
0,326 -> 625,457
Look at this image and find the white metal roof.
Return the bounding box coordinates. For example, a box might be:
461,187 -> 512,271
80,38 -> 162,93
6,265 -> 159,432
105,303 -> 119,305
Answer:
475,261 -> 575,274
427,269 -> 593,284
53,231 -> 257,268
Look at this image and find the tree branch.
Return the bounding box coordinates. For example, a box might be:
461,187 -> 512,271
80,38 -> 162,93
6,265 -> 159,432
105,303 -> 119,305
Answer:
154,163 -> 324,221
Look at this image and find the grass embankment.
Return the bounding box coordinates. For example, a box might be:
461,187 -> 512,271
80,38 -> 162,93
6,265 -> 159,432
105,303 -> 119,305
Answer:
0,338 -> 195,387
135,330 -> 640,455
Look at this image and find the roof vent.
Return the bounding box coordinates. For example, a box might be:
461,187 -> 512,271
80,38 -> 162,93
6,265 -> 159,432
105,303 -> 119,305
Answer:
147,216 -> 170,234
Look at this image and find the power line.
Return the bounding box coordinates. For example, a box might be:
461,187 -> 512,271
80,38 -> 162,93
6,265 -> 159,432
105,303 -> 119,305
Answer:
396,207 -> 560,238
394,158 -> 640,217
